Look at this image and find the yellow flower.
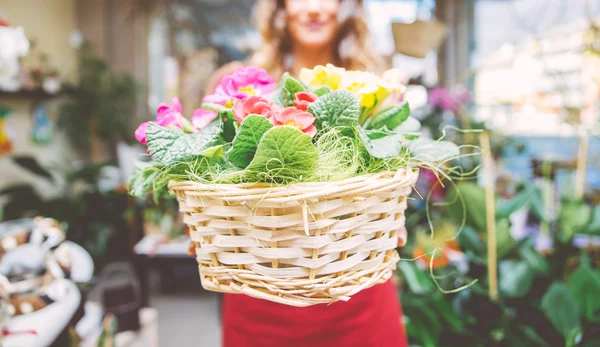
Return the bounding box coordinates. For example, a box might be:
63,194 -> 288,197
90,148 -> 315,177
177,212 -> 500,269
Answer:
341,70 -> 398,123
298,64 -> 345,90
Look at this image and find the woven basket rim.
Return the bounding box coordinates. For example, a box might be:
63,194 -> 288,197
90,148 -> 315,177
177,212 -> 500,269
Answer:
168,168 -> 419,190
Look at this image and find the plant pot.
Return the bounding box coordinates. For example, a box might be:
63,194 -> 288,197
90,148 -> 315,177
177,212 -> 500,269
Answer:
169,169 -> 418,307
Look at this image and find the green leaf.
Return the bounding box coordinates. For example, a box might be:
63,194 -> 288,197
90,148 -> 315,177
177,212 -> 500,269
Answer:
531,187 -> 553,222
446,183 -> 487,231
146,121 -> 222,165
283,75 -> 306,107
586,206 -> 600,234
409,137 -> 460,163
520,246 -> 551,275
201,103 -> 231,112
496,183 -> 535,219
457,225 -> 485,255
314,85 -> 332,96
128,161 -> 160,197
494,219 -> 516,258
356,126 -> 404,159
499,260 -> 535,297
227,115 -> 273,168
246,127 -> 318,182
398,261 -> 435,294
558,199 -> 592,243
541,283 -> 582,341
567,267 -> 600,322
368,102 -> 410,130
307,90 -> 360,128
273,73 -> 307,107
394,116 -> 421,133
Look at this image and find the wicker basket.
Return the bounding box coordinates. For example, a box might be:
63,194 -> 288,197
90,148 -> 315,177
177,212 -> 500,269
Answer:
169,169 -> 418,307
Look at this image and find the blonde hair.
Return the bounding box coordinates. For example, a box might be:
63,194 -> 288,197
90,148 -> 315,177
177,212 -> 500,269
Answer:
250,0 -> 383,78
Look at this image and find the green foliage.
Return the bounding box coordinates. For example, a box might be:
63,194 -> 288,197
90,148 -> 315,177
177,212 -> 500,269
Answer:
227,115 -> 274,168
499,260 -> 535,297
558,199 -> 592,243
314,85 -> 332,96
395,116 -> 422,133
367,102 -> 410,130
307,90 -> 360,128
272,73 -> 306,106
57,42 -> 138,153
146,121 -> 222,165
246,127 -> 318,183
541,283 -> 582,344
446,183 -> 487,231
408,137 -> 460,163
356,126 -> 404,159
567,267 -> 600,322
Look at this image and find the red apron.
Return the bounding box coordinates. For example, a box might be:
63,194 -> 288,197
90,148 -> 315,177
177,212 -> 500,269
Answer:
222,279 -> 408,347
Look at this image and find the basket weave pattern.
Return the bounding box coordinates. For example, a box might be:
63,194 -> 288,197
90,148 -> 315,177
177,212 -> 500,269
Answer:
169,169 -> 418,306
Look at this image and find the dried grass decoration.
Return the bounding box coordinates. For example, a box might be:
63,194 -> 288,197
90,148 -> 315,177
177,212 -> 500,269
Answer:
130,65 -> 461,306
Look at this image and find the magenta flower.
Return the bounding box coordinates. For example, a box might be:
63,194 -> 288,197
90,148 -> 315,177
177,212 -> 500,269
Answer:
135,97 -> 185,145
191,108 -> 218,130
204,67 -> 276,107
271,107 -> 317,137
429,86 -> 471,112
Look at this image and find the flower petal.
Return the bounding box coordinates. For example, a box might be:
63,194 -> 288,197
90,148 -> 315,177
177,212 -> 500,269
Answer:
134,122 -> 149,145
292,111 -> 316,129
191,109 -> 217,130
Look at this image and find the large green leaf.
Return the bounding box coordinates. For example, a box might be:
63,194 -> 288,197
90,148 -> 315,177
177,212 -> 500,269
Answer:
246,127 -> 318,182
146,121 -> 222,165
307,90 -> 360,128
446,183 -> 487,231
558,199 -> 592,243
398,261 -> 435,294
356,126 -> 404,159
280,73 -> 306,107
227,115 -> 273,168
394,116 -> 421,133
368,102 -> 410,130
541,283 -> 582,342
409,137 -> 460,163
586,206 -> 600,234
496,183 -> 536,219
499,260 -> 535,297
567,267 -> 600,322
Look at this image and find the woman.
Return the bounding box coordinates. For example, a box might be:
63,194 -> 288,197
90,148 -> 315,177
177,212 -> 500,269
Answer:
208,1 -> 408,346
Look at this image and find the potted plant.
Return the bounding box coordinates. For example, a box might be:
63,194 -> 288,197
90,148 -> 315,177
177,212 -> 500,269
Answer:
129,64 -> 460,306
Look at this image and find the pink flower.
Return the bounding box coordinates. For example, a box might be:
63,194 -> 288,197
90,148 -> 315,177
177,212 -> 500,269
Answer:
294,92 -> 318,111
232,96 -> 279,123
204,67 -> 276,107
135,97 -> 185,145
428,87 -> 471,112
191,108 -> 217,130
271,107 -> 317,137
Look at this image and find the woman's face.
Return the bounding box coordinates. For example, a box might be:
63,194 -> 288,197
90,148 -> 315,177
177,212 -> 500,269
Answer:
284,0 -> 340,50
